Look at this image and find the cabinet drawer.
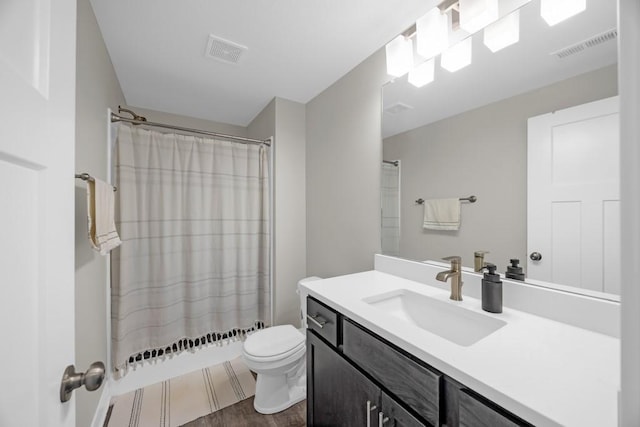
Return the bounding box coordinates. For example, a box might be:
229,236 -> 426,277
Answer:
306,297 -> 338,347
459,389 -> 532,427
343,319 -> 441,426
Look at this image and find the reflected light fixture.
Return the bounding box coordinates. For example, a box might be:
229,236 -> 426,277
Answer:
441,37 -> 472,72
483,9 -> 520,52
385,35 -> 414,77
416,8 -> 449,60
540,0 -> 586,26
459,0 -> 499,34
408,58 -> 436,88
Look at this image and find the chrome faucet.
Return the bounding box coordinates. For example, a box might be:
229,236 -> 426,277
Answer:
474,251 -> 489,272
436,256 -> 463,301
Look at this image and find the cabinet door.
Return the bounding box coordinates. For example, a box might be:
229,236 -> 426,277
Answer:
381,392 -> 429,427
459,389 -> 532,427
307,331 -> 380,427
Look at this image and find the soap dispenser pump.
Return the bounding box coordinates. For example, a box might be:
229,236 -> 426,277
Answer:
505,258 -> 525,281
482,263 -> 502,313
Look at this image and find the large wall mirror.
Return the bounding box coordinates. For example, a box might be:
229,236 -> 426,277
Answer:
381,0 -> 619,299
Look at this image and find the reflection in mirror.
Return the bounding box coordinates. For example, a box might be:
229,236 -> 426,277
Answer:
381,160 -> 401,256
381,0 -> 619,298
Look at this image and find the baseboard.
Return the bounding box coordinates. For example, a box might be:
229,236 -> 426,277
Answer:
91,380 -> 113,427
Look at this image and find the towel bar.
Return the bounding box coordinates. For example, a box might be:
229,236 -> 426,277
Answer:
75,173 -> 117,192
415,196 -> 476,205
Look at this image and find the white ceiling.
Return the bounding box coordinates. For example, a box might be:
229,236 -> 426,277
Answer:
382,0 -> 618,138
90,0 -> 437,126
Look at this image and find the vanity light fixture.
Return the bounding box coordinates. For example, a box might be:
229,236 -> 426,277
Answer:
441,37 -> 472,72
483,9 -> 520,52
540,0 -> 586,26
384,0 -> 586,82
459,0 -> 499,34
408,58 -> 436,87
385,35 -> 414,77
416,8 -> 449,60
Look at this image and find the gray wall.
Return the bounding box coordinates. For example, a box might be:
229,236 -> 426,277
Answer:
126,106 -> 247,137
249,98 -> 308,327
305,50 -> 388,278
74,0 -> 125,425
383,65 -> 618,273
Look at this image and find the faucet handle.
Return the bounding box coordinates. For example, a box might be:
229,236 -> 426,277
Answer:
442,255 -> 461,266
474,250 -> 489,257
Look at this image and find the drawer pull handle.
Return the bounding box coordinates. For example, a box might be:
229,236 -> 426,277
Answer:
307,314 -> 327,329
379,412 -> 390,426
366,400 -> 377,427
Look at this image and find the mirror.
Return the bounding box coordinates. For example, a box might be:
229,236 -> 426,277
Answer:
381,0 -> 619,298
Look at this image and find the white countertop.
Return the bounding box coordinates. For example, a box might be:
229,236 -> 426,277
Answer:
301,270 -> 620,427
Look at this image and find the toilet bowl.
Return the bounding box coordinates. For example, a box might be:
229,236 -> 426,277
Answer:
242,276 -> 321,414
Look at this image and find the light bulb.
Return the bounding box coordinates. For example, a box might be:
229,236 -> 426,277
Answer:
385,35 -> 414,77
483,10 -> 520,52
441,38 -> 472,72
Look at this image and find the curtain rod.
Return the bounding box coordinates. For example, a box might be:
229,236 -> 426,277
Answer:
110,111 -> 271,147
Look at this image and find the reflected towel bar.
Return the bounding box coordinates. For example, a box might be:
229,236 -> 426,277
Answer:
75,173 -> 117,192
415,196 -> 476,205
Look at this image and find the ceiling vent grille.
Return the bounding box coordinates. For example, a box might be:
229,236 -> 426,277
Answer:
384,102 -> 413,115
205,35 -> 247,64
551,28 -> 617,59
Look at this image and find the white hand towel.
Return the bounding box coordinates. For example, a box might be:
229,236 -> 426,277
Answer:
422,198 -> 461,231
87,178 -> 122,255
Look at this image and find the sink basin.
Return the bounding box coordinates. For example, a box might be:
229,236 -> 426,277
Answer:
363,289 -> 506,346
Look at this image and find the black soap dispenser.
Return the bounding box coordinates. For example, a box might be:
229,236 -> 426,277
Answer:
505,258 -> 525,281
482,263 -> 502,313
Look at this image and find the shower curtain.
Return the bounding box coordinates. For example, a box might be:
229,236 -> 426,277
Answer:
381,162 -> 400,256
111,123 -> 270,374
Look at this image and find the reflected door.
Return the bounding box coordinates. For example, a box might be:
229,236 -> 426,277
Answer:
527,96 -> 620,294
0,0 -> 76,425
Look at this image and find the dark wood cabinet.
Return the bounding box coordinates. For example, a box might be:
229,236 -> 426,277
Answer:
306,296 -> 533,427
307,331 -> 380,426
381,392 -> 427,427
343,319 -> 440,426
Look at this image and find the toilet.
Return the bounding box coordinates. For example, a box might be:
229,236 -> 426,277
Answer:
242,276 -> 321,414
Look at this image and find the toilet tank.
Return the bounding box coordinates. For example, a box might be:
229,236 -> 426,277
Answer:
297,276 -> 322,329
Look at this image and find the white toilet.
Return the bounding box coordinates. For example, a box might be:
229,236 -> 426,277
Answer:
242,276 -> 321,414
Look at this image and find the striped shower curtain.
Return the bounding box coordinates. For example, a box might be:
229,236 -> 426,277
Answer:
111,123 -> 270,374
381,162 -> 400,256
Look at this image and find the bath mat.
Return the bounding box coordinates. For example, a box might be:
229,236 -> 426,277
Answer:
106,356 -> 255,427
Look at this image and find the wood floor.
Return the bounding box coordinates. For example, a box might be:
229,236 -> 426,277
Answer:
182,397 -> 306,427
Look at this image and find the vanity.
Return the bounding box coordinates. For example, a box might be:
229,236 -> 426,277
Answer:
302,256 -> 619,426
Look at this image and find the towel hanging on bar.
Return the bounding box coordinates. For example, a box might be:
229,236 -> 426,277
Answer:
422,198 -> 461,231
84,177 -> 121,255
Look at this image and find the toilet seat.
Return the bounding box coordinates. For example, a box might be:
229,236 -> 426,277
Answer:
243,325 -> 305,362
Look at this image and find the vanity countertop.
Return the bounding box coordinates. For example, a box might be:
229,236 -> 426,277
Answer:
301,270 -> 620,427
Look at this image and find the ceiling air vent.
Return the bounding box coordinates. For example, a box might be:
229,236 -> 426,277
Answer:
550,28 -> 618,59
384,102 -> 413,115
205,35 -> 247,64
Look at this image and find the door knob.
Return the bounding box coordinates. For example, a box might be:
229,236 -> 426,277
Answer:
60,361 -> 105,402
530,252 -> 542,261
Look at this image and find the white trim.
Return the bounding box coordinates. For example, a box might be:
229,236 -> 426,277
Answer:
269,136 -> 275,326
619,0 -> 640,424
90,381 -> 112,427
106,109 -> 117,375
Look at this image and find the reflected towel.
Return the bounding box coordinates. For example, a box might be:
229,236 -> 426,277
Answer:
423,198 -> 461,231
87,178 -> 121,254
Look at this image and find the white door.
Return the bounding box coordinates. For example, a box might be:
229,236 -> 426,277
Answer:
527,96 -> 620,294
0,1 -> 76,426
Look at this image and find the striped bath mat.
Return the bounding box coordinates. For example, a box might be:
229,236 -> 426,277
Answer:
106,357 -> 255,426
